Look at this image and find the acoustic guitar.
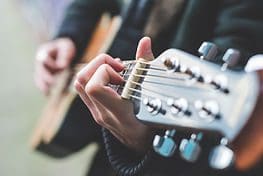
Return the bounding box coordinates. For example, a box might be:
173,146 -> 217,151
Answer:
30,14 -> 122,157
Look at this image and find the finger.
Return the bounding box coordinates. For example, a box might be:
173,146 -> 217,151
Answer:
115,57 -> 122,63
36,64 -> 55,85
36,50 -> 59,70
76,54 -> 124,88
136,37 -> 154,61
84,64 -> 124,111
75,80 -> 115,129
56,39 -> 76,68
74,80 -> 96,111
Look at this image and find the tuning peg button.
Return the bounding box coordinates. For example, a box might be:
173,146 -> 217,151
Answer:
198,42 -> 218,60
211,75 -> 229,94
221,49 -> 240,71
179,133 -> 203,162
163,57 -> 180,72
143,98 -> 163,115
153,130 -> 177,157
195,100 -> 220,121
167,98 -> 190,116
209,138 -> 234,170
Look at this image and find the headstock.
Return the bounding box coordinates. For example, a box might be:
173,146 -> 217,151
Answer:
120,42 -> 260,169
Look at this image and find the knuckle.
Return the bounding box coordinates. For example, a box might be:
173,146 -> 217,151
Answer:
98,64 -> 109,72
36,51 -> 48,63
74,80 -> 82,92
96,53 -> 111,62
84,83 -> 100,96
76,72 -> 86,86
97,53 -> 110,59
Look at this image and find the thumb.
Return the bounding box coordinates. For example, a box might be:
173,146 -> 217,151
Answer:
136,37 -> 154,61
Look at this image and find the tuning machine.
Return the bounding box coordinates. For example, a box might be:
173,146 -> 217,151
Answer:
153,129 -> 177,157
198,42 -> 218,60
195,100 -> 220,121
167,98 -> 191,116
221,48 -> 240,71
143,98 -> 165,115
163,57 -> 180,72
209,138 -> 235,170
179,133 -> 203,162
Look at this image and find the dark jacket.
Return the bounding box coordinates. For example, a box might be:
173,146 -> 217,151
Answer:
55,0 -> 263,175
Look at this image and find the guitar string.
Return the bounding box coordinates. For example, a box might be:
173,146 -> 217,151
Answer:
72,67 -> 211,92
113,83 -> 198,109
112,84 -> 196,111
70,60 -> 203,91
71,61 -> 212,93
124,80 -> 173,98
71,60 -> 168,75
119,71 -> 210,91
111,77 -> 183,102
72,60 -> 164,71
72,63 -> 208,106
71,62 -> 192,83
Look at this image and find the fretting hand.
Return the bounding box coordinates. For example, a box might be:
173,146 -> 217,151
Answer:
74,37 -> 155,152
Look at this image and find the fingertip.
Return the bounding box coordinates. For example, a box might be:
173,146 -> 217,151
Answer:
141,36 -> 151,43
136,36 -> 154,61
115,57 -> 122,63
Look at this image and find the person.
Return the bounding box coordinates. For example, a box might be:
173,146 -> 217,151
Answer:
34,0 -> 263,175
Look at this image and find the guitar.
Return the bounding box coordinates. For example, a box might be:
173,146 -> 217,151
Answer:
117,42 -> 262,171
30,13 -> 122,157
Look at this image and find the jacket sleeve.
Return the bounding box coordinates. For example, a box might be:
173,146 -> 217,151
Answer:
55,0 -> 122,60
211,0 -> 263,67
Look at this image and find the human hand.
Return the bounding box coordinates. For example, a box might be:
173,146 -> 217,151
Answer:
233,55 -> 263,170
74,37 -> 155,152
34,38 -> 76,95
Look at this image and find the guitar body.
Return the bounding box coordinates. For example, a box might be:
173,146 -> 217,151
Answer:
30,14 -> 122,157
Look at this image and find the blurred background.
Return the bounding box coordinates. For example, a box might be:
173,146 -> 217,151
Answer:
0,0 -> 97,175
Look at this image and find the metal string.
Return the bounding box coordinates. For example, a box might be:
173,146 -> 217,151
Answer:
72,60 -> 212,96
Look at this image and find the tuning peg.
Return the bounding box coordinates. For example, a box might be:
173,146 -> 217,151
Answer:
153,129 -> 177,157
209,138 -> 234,170
179,133 -> 203,162
143,98 -> 163,115
163,57 -> 180,72
167,98 -> 191,116
198,42 -> 218,60
221,48 -> 240,71
210,75 -> 229,94
195,100 -> 220,121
